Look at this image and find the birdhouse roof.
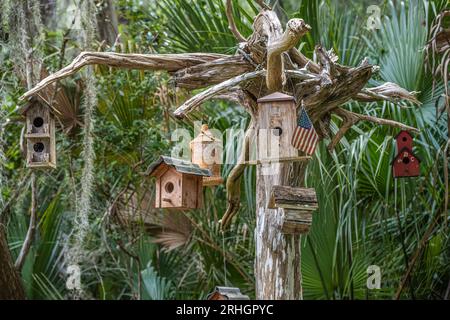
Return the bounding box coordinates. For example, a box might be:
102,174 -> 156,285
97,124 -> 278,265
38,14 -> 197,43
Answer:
257,92 -> 295,103
394,130 -> 413,140
391,147 -> 421,165
268,186 -> 318,210
18,97 -> 55,116
191,124 -> 221,144
207,287 -> 250,300
145,156 -> 211,177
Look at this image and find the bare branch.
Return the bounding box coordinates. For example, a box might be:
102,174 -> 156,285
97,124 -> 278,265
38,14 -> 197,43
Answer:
266,19 -> 311,91
226,0 -> 246,42
173,70 -> 264,118
354,82 -> 421,105
15,173 -> 37,271
329,108 -> 420,150
20,52 -> 228,100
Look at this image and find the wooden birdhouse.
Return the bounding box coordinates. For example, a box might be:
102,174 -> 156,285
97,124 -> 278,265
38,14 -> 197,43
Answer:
190,124 -> 223,186
394,130 -> 413,152
256,92 -> 297,160
145,156 -> 211,210
207,287 -> 250,300
20,99 -> 56,169
392,148 -> 420,178
268,186 -> 318,234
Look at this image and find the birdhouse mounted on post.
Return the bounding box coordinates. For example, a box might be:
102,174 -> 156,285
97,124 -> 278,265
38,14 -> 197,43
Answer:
256,92 -> 298,161
207,287 -> 250,300
20,98 -> 56,169
268,186 -> 318,234
145,156 -> 211,210
190,124 -> 223,186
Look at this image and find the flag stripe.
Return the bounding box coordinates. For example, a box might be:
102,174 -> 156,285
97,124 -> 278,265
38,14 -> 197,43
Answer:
291,108 -> 318,155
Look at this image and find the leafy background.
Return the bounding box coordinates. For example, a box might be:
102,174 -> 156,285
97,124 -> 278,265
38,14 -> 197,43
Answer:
0,0 -> 449,299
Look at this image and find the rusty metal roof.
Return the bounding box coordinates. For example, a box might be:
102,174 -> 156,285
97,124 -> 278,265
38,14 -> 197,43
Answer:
257,92 -> 295,103
145,156 -> 211,177
207,287 -> 250,300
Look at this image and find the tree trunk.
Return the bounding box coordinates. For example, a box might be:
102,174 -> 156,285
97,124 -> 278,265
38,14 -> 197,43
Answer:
253,107 -> 306,299
0,226 -> 26,300
96,0 -> 119,46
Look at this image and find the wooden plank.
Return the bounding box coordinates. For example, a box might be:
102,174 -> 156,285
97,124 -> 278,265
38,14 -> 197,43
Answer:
268,185 -> 318,209
243,156 -> 311,165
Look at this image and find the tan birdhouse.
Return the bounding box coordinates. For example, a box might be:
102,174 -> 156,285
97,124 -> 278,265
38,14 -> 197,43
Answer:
20,98 -> 56,169
268,185 -> 318,234
207,287 -> 250,300
256,92 -> 298,161
190,124 -> 223,186
145,156 -> 211,210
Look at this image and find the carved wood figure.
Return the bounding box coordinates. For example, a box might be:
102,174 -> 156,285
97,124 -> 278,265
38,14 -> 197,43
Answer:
20,99 -> 56,169
207,286 -> 250,300
21,1 -> 421,300
146,156 -> 211,209
268,185 -> 318,234
190,124 -> 223,186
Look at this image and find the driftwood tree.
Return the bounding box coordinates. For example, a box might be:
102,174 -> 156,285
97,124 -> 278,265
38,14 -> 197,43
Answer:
21,2 -> 420,299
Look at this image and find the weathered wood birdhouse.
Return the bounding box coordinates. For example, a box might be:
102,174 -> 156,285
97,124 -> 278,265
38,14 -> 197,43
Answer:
20,99 -> 56,169
190,124 -> 223,186
268,186 -> 318,234
146,156 -> 211,210
256,92 -> 297,160
207,287 -> 250,300
392,148 -> 420,178
394,130 -> 413,152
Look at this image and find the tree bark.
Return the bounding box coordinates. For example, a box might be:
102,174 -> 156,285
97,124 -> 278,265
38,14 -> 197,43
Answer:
0,225 -> 26,300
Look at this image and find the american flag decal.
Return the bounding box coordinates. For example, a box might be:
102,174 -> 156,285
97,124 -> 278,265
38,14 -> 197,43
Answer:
291,108 -> 318,155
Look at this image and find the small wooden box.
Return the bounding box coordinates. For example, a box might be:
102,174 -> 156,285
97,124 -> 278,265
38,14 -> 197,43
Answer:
392,148 -> 420,178
146,156 -> 211,210
268,185 -> 318,234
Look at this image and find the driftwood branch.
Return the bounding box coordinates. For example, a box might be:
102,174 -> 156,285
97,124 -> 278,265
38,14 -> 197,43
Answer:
226,0 -> 246,42
266,19 -> 311,91
221,121 -> 254,229
20,52 -> 227,100
15,173 -> 37,271
355,82 -> 421,105
173,70 -> 264,118
328,108 -> 420,151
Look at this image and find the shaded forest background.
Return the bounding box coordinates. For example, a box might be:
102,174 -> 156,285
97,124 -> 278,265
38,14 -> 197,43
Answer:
0,0 -> 449,299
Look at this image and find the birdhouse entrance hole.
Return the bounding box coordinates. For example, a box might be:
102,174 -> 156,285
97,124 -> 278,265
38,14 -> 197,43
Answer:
273,126 -> 283,136
33,142 -> 45,153
165,181 -> 174,193
33,117 -> 44,128
402,157 -> 410,164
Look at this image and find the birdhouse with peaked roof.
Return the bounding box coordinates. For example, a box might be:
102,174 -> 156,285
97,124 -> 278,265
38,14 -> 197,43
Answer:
207,287 -> 250,300
190,124 -> 223,186
392,148 -> 420,178
20,98 -> 56,169
268,185 -> 318,234
257,92 -> 298,161
394,130 -> 413,153
146,156 -> 211,210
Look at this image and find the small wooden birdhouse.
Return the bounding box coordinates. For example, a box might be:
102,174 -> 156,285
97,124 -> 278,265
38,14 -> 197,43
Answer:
207,287 -> 250,300
190,124 -> 223,186
145,156 -> 211,210
394,130 -> 413,152
268,186 -> 318,234
256,92 -> 298,160
392,148 -> 420,178
20,98 -> 56,169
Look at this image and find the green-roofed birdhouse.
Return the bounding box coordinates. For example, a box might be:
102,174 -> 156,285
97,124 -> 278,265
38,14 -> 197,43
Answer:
20,98 -> 56,169
146,156 -> 211,210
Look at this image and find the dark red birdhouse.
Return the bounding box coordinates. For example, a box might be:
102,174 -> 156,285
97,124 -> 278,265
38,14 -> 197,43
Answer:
394,130 -> 413,153
392,148 -> 420,178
